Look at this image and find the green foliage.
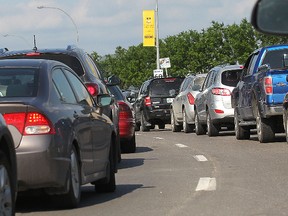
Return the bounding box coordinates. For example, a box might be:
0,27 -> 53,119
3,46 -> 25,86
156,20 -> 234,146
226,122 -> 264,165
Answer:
92,18 -> 288,89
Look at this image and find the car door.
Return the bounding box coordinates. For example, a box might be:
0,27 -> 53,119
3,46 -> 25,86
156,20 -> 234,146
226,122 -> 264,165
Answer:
237,53 -> 258,119
64,68 -> 111,172
52,68 -> 95,175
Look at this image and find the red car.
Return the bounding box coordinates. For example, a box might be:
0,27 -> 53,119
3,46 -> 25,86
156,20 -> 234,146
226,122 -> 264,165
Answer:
108,85 -> 136,153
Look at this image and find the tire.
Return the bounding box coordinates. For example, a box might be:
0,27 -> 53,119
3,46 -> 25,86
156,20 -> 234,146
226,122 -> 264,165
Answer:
62,146 -> 81,209
95,142 -> 116,193
285,114 -> 288,143
0,151 -> 15,216
195,111 -> 206,135
121,134 -> 136,153
207,112 -> 219,137
256,108 -> 274,143
150,124 -> 155,129
183,109 -> 193,133
141,112 -> 150,132
234,110 -> 250,140
135,123 -> 140,131
158,123 -> 165,129
171,110 -> 181,132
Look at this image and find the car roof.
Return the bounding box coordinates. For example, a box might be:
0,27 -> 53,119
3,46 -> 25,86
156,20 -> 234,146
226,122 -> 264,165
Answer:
0,58 -> 60,68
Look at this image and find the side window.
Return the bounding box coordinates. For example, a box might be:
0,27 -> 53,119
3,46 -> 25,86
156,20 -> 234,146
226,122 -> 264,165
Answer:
63,69 -> 94,107
141,82 -> 149,95
180,77 -> 191,91
85,53 -> 103,80
202,73 -> 211,90
243,52 -> 259,76
248,54 -> 259,75
52,68 -> 77,104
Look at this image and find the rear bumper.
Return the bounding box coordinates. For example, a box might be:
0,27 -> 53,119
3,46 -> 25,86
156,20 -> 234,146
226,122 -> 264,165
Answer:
145,108 -> 171,124
16,135 -> 69,191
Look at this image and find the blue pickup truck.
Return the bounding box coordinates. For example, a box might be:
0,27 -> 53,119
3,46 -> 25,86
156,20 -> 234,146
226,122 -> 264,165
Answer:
232,44 -> 288,143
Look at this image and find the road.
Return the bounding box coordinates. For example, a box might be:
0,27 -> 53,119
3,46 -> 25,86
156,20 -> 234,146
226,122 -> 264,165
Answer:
16,126 -> 288,216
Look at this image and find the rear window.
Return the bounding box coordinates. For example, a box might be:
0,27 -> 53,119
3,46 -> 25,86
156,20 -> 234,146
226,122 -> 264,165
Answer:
221,69 -> 241,87
108,85 -> 125,101
0,68 -> 38,97
191,76 -> 206,91
262,48 -> 288,69
149,78 -> 184,97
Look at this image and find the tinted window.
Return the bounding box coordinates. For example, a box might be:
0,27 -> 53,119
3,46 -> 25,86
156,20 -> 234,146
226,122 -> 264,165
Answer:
190,76 -> 206,91
221,69 -> 242,87
262,49 -> 288,69
64,69 -> 94,107
52,68 -> 77,104
0,68 -> 38,97
108,85 -> 125,101
149,78 -> 184,97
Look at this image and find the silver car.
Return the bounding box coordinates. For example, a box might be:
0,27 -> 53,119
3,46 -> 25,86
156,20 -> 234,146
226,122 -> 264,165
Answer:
171,74 -> 207,133
194,64 -> 243,136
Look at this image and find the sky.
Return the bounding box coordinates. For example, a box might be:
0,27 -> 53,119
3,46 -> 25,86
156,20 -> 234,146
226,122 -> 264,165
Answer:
0,0 -> 257,56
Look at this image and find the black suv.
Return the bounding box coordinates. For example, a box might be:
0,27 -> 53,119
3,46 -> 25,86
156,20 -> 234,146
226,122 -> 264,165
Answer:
134,77 -> 184,131
0,45 -> 121,166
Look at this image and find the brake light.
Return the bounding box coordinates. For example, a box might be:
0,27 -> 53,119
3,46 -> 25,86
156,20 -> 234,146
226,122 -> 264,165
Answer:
187,92 -> 195,105
3,112 -> 55,135
85,83 -> 99,97
144,96 -> 151,106
118,101 -> 133,119
212,88 -> 231,96
26,52 -> 41,56
214,109 -> 224,114
264,76 -> 273,95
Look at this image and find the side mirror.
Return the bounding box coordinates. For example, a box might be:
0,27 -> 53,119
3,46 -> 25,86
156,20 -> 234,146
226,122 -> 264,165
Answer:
283,54 -> 288,68
257,64 -> 270,73
96,94 -> 112,107
107,75 -> 121,85
251,0 -> 288,35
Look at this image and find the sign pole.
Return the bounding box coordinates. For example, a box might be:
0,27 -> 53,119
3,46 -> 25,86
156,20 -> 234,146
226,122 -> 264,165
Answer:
155,0 -> 160,70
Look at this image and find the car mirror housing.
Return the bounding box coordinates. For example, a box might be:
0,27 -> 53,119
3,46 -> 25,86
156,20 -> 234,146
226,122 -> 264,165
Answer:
96,94 -> 112,107
251,0 -> 288,36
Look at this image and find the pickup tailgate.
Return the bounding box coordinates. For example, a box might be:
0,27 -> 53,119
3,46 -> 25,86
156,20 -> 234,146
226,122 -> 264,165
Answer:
266,70 -> 288,104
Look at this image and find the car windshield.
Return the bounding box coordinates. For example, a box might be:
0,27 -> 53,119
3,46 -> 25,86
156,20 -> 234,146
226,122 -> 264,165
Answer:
149,78 -> 184,97
0,68 -> 38,97
221,69 -> 241,87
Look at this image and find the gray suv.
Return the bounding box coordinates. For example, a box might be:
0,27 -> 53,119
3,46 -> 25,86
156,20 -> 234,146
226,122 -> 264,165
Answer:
194,64 -> 243,136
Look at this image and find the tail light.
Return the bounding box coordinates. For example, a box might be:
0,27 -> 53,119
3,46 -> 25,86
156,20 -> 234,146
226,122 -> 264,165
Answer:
85,83 -> 99,97
264,76 -> 273,95
144,96 -> 152,106
118,101 -> 133,119
214,109 -> 224,114
3,112 -> 55,135
25,52 -> 41,56
212,88 -> 231,96
187,92 -> 195,105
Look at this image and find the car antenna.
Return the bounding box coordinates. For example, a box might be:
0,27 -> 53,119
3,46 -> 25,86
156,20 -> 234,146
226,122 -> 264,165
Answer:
33,35 -> 37,52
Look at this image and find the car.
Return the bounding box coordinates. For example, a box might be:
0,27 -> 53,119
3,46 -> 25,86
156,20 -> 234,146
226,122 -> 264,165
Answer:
134,77 -> 184,132
171,73 -> 207,133
0,59 -> 117,208
0,45 -> 121,166
0,114 -> 17,216
194,64 -> 243,136
108,84 -> 136,153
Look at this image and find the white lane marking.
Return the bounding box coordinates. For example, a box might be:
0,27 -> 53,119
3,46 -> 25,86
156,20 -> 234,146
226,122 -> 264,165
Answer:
195,177 -> 216,191
175,143 -> 188,148
193,155 -> 208,162
154,137 -> 164,140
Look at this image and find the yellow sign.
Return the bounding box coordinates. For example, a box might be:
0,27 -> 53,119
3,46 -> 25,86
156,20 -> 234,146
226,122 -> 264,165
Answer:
143,10 -> 155,47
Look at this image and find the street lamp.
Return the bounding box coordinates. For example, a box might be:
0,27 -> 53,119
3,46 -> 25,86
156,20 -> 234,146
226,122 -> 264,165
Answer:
155,0 -> 160,70
37,6 -> 79,44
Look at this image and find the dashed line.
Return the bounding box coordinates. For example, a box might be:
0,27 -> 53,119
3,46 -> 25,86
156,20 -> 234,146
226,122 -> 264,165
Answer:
193,155 -> 208,162
154,137 -> 164,140
175,143 -> 188,148
195,177 -> 216,191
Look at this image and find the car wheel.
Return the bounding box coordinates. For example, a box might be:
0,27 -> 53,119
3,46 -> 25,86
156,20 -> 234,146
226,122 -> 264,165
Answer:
285,114 -> 288,143
195,111 -> 206,135
121,134 -> 136,153
62,146 -> 81,208
135,123 -> 140,131
158,123 -> 165,129
207,112 -> 219,137
183,108 -> 193,133
256,108 -> 274,143
234,110 -> 250,140
141,112 -> 150,132
95,142 -> 116,193
0,151 -> 14,216
171,110 -> 181,132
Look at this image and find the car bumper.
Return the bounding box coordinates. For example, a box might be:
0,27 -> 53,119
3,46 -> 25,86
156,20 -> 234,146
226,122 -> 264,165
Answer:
16,135 -> 69,191
146,108 -> 171,123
